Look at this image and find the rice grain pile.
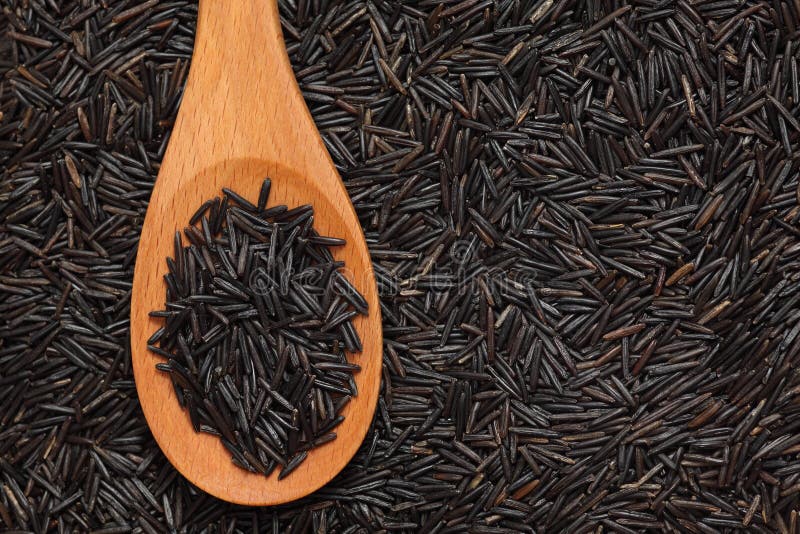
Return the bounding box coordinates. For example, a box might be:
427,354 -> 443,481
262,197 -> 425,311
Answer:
150,183 -> 365,480
3,0 -> 800,532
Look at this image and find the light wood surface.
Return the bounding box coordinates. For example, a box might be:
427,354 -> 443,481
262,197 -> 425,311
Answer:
130,0 -> 382,506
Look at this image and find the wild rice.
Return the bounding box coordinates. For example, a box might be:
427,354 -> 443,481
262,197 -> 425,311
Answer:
3,0 -> 800,531
149,185 -> 364,478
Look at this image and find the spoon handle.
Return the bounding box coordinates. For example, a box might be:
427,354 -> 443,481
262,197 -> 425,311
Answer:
173,0 -> 329,173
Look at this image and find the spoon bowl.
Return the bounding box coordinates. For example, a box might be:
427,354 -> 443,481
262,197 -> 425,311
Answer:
130,0 -> 381,506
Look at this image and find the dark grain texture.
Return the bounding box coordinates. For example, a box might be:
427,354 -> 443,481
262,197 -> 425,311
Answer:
3,0 -> 800,531
149,183 -> 364,479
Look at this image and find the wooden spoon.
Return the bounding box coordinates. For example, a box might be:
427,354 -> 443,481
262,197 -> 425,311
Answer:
130,0 -> 381,506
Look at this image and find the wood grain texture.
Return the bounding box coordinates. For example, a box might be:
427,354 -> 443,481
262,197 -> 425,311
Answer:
130,0 -> 382,506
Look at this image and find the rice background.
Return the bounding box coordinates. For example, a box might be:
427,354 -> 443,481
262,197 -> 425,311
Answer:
3,0 -> 800,532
